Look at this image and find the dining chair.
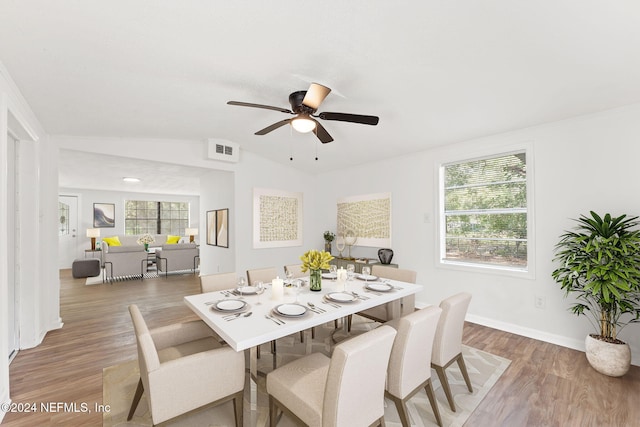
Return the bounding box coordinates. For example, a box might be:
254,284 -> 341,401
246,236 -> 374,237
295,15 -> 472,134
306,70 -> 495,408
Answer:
200,271 -> 238,293
350,265 -> 418,329
431,292 -> 473,412
266,325 -> 397,427
385,306 -> 443,427
283,263 -> 306,278
246,266 -> 279,284
127,304 -> 245,426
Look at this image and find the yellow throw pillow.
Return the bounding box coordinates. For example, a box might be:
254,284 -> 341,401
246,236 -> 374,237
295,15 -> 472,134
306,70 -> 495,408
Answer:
103,236 -> 121,246
166,235 -> 181,244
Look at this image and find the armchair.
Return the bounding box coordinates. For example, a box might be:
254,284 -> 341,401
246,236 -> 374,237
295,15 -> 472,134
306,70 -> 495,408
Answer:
155,243 -> 199,276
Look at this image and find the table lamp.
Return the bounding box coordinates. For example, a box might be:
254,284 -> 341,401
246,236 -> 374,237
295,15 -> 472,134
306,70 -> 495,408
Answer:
185,228 -> 198,243
86,228 -> 100,250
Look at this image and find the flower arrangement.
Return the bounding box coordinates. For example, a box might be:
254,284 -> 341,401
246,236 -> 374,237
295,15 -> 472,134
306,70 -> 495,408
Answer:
323,231 -> 335,243
300,249 -> 334,272
136,233 -> 155,245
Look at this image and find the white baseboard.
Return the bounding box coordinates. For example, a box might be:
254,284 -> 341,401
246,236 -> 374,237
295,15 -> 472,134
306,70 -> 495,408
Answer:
465,313 -> 640,367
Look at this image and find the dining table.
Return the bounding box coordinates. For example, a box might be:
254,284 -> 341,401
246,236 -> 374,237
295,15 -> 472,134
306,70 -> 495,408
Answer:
183,274 -> 423,426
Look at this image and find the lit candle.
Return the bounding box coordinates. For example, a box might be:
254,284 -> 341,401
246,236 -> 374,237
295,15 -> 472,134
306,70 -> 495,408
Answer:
272,276 -> 284,300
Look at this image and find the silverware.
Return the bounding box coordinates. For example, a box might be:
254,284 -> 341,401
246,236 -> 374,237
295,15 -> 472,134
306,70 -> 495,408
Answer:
223,312 -> 242,320
205,300 -> 217,305
351,292 -> 369,300
265,314 -> 284,325
322,301 -> 341,309
227,311 -> 252,321
365,289 -> 382,296
307,302 -> 325,312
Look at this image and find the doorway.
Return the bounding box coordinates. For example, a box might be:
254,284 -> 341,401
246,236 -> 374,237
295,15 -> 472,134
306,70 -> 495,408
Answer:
58,195 -> 79,269
7,134 -> 19,361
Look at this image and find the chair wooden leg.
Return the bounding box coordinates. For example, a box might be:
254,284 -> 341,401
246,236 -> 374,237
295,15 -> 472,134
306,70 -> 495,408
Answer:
334,319 -> 339,328
300,331 -> 304,342
433,364 -> 456,412
127,378 -> 144,421
389,394 -> 411,427
232,391 -> 243,427
424,379 -> 443,426
269,395 -> 278,427
311,327 -> 315,339
347,314 -> 352,332
257,345 -> 261,359
456,353 -> 473,392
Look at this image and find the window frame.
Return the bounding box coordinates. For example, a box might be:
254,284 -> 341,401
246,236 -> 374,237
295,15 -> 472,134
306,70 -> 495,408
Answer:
436,144 -> 535,279
124,200 -> 190,236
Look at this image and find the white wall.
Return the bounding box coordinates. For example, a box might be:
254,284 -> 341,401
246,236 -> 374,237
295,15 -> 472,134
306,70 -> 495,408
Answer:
232,151 -> 319,279
1,62 -> 61,421
57,187 -> 199,268
317,103 -> 640,366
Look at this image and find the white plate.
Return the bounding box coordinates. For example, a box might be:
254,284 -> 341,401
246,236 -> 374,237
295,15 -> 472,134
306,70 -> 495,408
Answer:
322,272 -> 337,279
235,286 -> 258,295
274,303 -> 307,317
365,282 -> 394,292
212,299 -> 247,312
357,274 -> 378,281
326,292 -> 358,303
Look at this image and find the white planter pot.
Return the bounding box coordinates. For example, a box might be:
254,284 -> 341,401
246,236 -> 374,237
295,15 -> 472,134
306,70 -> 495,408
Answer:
585,334 -> 631,377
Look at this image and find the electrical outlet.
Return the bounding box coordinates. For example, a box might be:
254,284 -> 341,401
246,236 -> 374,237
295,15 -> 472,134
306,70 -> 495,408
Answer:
535,296 -> 546,309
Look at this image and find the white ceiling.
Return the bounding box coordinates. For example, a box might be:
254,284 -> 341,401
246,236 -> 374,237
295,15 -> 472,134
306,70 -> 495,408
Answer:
3,1 -> 640,192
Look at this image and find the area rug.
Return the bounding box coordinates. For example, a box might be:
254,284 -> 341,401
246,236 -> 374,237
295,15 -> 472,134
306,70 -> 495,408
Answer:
86,269 -> 198,285
103,318 -> 510,427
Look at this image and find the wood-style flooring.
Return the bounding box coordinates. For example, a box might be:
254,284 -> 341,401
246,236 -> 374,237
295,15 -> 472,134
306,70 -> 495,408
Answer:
3,270 -> 639,426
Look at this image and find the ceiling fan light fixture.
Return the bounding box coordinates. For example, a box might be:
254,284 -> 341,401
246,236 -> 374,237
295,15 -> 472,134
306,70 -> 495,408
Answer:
291,116 -> 316,133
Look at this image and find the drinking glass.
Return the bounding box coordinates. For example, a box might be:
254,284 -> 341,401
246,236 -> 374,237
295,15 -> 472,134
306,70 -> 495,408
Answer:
254,281 -> 264,305
293,279 -> 302,303
329,264 -> 337,279
285,268 -> 294,284
346,264 -> 355,291
362,266 -> 371,283
237,276 -> 246,297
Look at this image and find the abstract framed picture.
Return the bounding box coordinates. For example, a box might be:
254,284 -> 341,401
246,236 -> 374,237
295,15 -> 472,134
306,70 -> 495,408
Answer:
206,210 -> 216,246
93,203 -> 115,228
215,208 -> 229,248
253,188 -> 303,248
337,192 -> 391,247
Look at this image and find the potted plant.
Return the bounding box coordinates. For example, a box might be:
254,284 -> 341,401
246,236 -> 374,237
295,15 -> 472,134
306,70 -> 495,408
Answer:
552,211 -> 640,376
323,231 -> 335,254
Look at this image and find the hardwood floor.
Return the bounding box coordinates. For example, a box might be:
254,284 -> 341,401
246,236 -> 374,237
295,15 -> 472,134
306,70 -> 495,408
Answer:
3,270 -> 640,426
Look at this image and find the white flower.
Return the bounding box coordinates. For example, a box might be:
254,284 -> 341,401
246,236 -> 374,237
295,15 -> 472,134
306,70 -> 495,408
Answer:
137,233 -> 155,245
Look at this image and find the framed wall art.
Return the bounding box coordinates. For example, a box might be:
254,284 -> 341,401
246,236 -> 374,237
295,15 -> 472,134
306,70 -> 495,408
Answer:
215,208 -> 229,248
93,203 -> 115,228
253,188 -> 303,248
206,210 -> 217,246
337,192 -> 391,247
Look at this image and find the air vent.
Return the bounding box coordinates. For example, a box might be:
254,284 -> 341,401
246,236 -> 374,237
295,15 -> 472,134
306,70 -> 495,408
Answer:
206,139 -> 239,163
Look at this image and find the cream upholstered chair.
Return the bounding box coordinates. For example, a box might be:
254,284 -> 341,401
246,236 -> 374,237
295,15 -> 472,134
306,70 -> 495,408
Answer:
283,263 -> 306,278
350,265 -> 418,330
127,304 -> 245,426
266,325 -> 397,427
200,272 -> 238,293
247,266 -> 279,284
431,292 -> 473,412
385,306 -> 443,427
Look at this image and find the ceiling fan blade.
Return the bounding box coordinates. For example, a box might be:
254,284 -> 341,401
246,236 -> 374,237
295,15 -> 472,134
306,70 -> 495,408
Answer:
312,119 -> 334,144
302,83 -> 331,110
318,112 -> 379,126
227,101 -> 293,114
255,119 -> 292,135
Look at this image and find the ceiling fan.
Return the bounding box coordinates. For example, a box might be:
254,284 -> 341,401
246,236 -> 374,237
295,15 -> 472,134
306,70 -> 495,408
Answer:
227,83 -> 379,143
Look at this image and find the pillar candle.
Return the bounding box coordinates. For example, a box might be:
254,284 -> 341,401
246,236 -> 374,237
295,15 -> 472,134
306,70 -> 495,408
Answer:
271,276 -> 284,300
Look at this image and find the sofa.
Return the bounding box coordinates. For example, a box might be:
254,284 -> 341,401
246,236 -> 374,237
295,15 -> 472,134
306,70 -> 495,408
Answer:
100,234 -> 191,280
155,243 -> 200,276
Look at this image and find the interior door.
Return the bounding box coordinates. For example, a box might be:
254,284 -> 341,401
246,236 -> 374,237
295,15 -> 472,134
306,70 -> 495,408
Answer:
58,195 -> 79,268
7,134 -> 19,361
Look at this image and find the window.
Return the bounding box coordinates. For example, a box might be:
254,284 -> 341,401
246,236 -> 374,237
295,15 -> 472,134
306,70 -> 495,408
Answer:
125,200 -> 189,236
440,150 -> 528,271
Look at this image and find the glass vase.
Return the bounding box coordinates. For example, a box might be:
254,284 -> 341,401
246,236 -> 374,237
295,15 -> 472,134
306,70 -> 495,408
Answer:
144,243 -> 149,251
310,269 -> 322,291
